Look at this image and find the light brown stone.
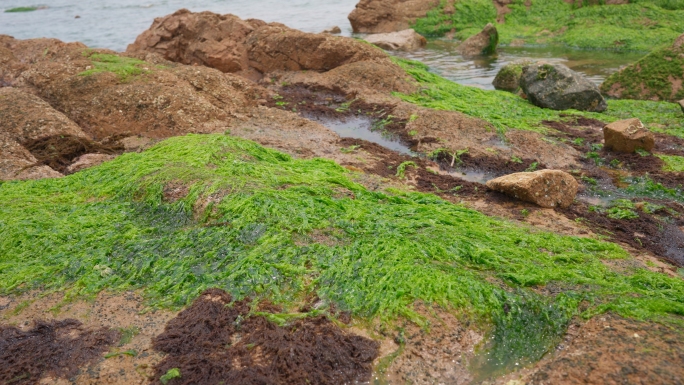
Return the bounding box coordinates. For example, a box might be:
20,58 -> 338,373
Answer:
604,118 -> 655,153
456,23 -> 498,57
348,0 -> 439,33
322,26 -> 342,34
66,153 -> 116,174
364,29 -> 427,51
678,99 -> 684,113
486,170 -> 579,208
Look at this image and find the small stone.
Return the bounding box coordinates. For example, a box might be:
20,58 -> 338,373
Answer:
66,153 -> 116,174
678,99 -> 684,114
457,23 -> 498,57
486,169 -> 579,208
322,26 -> 342,34
364,29 -> 427,52
604,118 -> 654,153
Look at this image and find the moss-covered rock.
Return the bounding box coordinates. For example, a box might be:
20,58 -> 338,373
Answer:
492,60 -> 534,92
457,22 -> 499,57
601,34 -> 684,102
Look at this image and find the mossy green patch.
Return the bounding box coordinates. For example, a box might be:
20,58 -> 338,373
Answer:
79,52 -> 148,81
1,134 -> 684,371
657,154 -> 684,172
4,7 -> 39,13
413,0 -> 684,52
600,45 -> 684,102
393,57 -> 683,135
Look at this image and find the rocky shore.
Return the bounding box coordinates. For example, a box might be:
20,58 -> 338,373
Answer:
2,2 -> 684,385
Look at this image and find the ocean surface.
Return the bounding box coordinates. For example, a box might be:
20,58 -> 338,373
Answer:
1,1 -> 640,89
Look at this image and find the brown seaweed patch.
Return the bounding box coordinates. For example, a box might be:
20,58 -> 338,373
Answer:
151,288 -> 379,385
0,319 -> 119,385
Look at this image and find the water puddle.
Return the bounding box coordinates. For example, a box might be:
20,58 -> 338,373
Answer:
392,41 -> 645,90
447,169 -> 496,184
318,116 -> 415,156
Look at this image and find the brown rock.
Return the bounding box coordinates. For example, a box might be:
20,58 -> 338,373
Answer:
678,99 -> 684,113
348,0 -> 439,33
66,153 -> 116,174
322,26 -> 342,34
457,23 -> 498,58
364,29 -> 427,51
604,118 -> 655,153
486,170 -> 579,208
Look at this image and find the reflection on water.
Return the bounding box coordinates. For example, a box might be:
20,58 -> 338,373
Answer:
392,40 -> 645,89
0,0 -> 358,51
318,116 -> 415,156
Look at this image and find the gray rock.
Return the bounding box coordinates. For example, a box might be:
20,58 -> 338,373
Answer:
520,63 -> 607,112
365,29 -> 427,51
492,60 -> 534,92
457,23 -> 498,57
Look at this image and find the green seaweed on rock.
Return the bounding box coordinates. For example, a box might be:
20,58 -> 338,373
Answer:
1,134 -> 684,374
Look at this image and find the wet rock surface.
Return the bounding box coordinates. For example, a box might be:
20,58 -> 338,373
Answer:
364,29 -> 427,51
457,23 -> 499,57
486,170 -> 579,208
348,0 -> 438,33
521,63 -> 608,112
604,118 -> 655,153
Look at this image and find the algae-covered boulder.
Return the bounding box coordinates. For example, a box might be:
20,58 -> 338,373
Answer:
520,63 -> 607,112
486,169 -> 579,208
493,60 -> 534,92
604,118 -> 655,153
457,23 -> 498,57
365,29 -> 427,51
600,33 -> 684,102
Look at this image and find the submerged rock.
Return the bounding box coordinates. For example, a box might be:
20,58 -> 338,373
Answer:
486,170 -> 579,208
457,23 -> 498,57
492,60 -> 534,92
348,0 -> 439,33
604,118 -> 655,153
322,26 -> 342,34
364,29 -> 426,51
601,33 -> 684,102
520,63 -> 607,112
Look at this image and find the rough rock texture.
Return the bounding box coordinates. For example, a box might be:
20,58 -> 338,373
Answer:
364,29 -> 427,51
66,153 -> 116,174
520,63 -> 608,112
486,170 -> 579,208
348,0 -> 439,33
604,118 -> 655,153
127,9 -> 388,79
492,60 -> 534,92
601,33 -> 684,102
0,87 -> 87,180
457,23 -> 499,57
322,26 -> 342,34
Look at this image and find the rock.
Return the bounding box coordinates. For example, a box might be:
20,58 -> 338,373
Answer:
601,33 -> 684,102
678,99 -> 684,114
119,136 -> 153,152
348,0 -> 439,33
66,153 -> 116,174
457,23 -> 498,57
364,29 -> 426,51
492,60 -> 534,92
604,118 -> 655,153
520,63 -> 607,112
322,26 -> 341,34
486,170 -> 579,208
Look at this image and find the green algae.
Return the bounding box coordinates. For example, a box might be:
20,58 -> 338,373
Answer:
412,0 -> 684,52
657,154 -> 684,172
1,134 -> 684,373
601,45 -> 684,102
79,53 -> 148,81
4,7 -> 39,13
392,57 -> 683,135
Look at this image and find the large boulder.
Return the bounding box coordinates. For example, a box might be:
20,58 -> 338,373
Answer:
348,0 -> 439,33
457,23 -> 498,57
492,60 -> 534,92
600,33 -> 684,102
520,63 -> 607,112
486,170 -> 579,208
364,29 -> 427,51
604,118 -> 655,153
